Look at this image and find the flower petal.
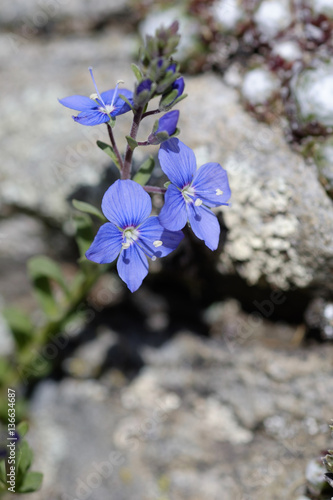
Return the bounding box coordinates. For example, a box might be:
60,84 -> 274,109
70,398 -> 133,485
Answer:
156,110 -> 179,135
114,89 -> 134,115
102,180 -> 152,228
187,203 -> 220,250
100,88 -> 134,116
138,216 -> 184,258
192,162 -> 231,207
158,184 -> 187,231
117,244 -> 148,292
85,223 -> 122,264
158,138 -> 197,188
58,95 -> 96,111
73,109 -> 110,126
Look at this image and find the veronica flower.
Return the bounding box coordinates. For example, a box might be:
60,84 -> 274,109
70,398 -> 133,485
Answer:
86,180 -> 184,292
59,68 -> 133,126
158,138 -> 231,250
148,110 -> 179,145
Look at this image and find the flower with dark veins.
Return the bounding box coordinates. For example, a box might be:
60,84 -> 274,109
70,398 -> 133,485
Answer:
59,68 -> 133,126
86,180 -> 184,292
158,138 -> 231,250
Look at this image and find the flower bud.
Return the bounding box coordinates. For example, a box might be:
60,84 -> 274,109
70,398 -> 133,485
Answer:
134,79 -> 154,107
148,110 -> 179,145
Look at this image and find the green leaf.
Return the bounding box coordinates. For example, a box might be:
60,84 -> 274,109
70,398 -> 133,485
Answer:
28,256 -> 69,295
72,199 -> 106,222
17,440 -> 33,478
27,256 -> 69,318
170,93 -> 187,108
126,136 -> 138,151
72,213 -> 95,259
96,141 -> 121,170
0,357 -> 11,383
0,459 -> 6,484
119,93 -> 134,111
17,471 -> 43,493
2,308 -> 34,347
131,63 -> 142,82
16,421 -> 29,439
159,89 -> 179,110
133,156 -> 155,186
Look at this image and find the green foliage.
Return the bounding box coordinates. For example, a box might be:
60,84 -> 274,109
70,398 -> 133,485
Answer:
96,140 -> 121,170
131,63 -> 142,82
72,199 -> 106,222
0,423 -> 43,495
126,135 -> 138,151
133,156 -> 155,186
119,93 -> 134,111
27,256 -> 69,319
2,309 -> 34,348
72,213 -> 95,259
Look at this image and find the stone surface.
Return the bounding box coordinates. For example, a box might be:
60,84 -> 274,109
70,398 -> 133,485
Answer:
21,328 -> 333,500
177,73 -> 333,290
242,67 -> 280,105
293,63 -> 333,128
210,0 -> 246,32
254,0 -> 293,39
0,29 -> 139,221
0,0 -> 131,27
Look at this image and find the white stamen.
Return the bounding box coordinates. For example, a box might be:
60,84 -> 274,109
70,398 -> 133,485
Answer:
151,256 -> 157,262
90,93 -> 99,100
194,198 -> 203,206
110,80 -> 125,109
122,242 -> 130,249
182,184 -> 196,203
153,240 -> 163,247
89,67 -> 106,108
216,188 -> 224,196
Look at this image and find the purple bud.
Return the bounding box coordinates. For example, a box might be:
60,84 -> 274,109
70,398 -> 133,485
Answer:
148,110 -> 179,144
172,77 -> 185,98
167,63 -> 177,73
136,79 -> 152,95
156,110 -> 179,135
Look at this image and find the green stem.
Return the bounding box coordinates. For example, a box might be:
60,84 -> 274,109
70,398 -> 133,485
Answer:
143,185 -> 166,194
107,123 -> 124,170
142,108 -> 160,119
122,106 -> 144,180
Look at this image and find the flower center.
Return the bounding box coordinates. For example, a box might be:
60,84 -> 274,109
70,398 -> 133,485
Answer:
182,184 -> 195,203
122,226 -> 139,249
99,104 -> 116,114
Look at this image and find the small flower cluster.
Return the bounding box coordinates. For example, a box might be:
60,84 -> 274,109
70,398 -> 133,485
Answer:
59,22 -> 231,292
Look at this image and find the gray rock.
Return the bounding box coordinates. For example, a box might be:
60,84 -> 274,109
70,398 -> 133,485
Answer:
254,0 -> 293,39
0,29 -> 140,221
241,67 -> 280,106
1,0 -> 131,28
177,73 -> 333,290
309,0 -> 333,18
292,62 -> 333,128
22,329 -> 333,500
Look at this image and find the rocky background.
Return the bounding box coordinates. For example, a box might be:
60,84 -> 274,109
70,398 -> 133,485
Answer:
1,0 -> 333,499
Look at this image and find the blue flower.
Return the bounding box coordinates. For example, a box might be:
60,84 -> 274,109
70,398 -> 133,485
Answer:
59,68 -> 133,126
158,138 -> 231,250
148,110 -> 179,145
172,77 -> 185,98
86,180 -> 184,292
